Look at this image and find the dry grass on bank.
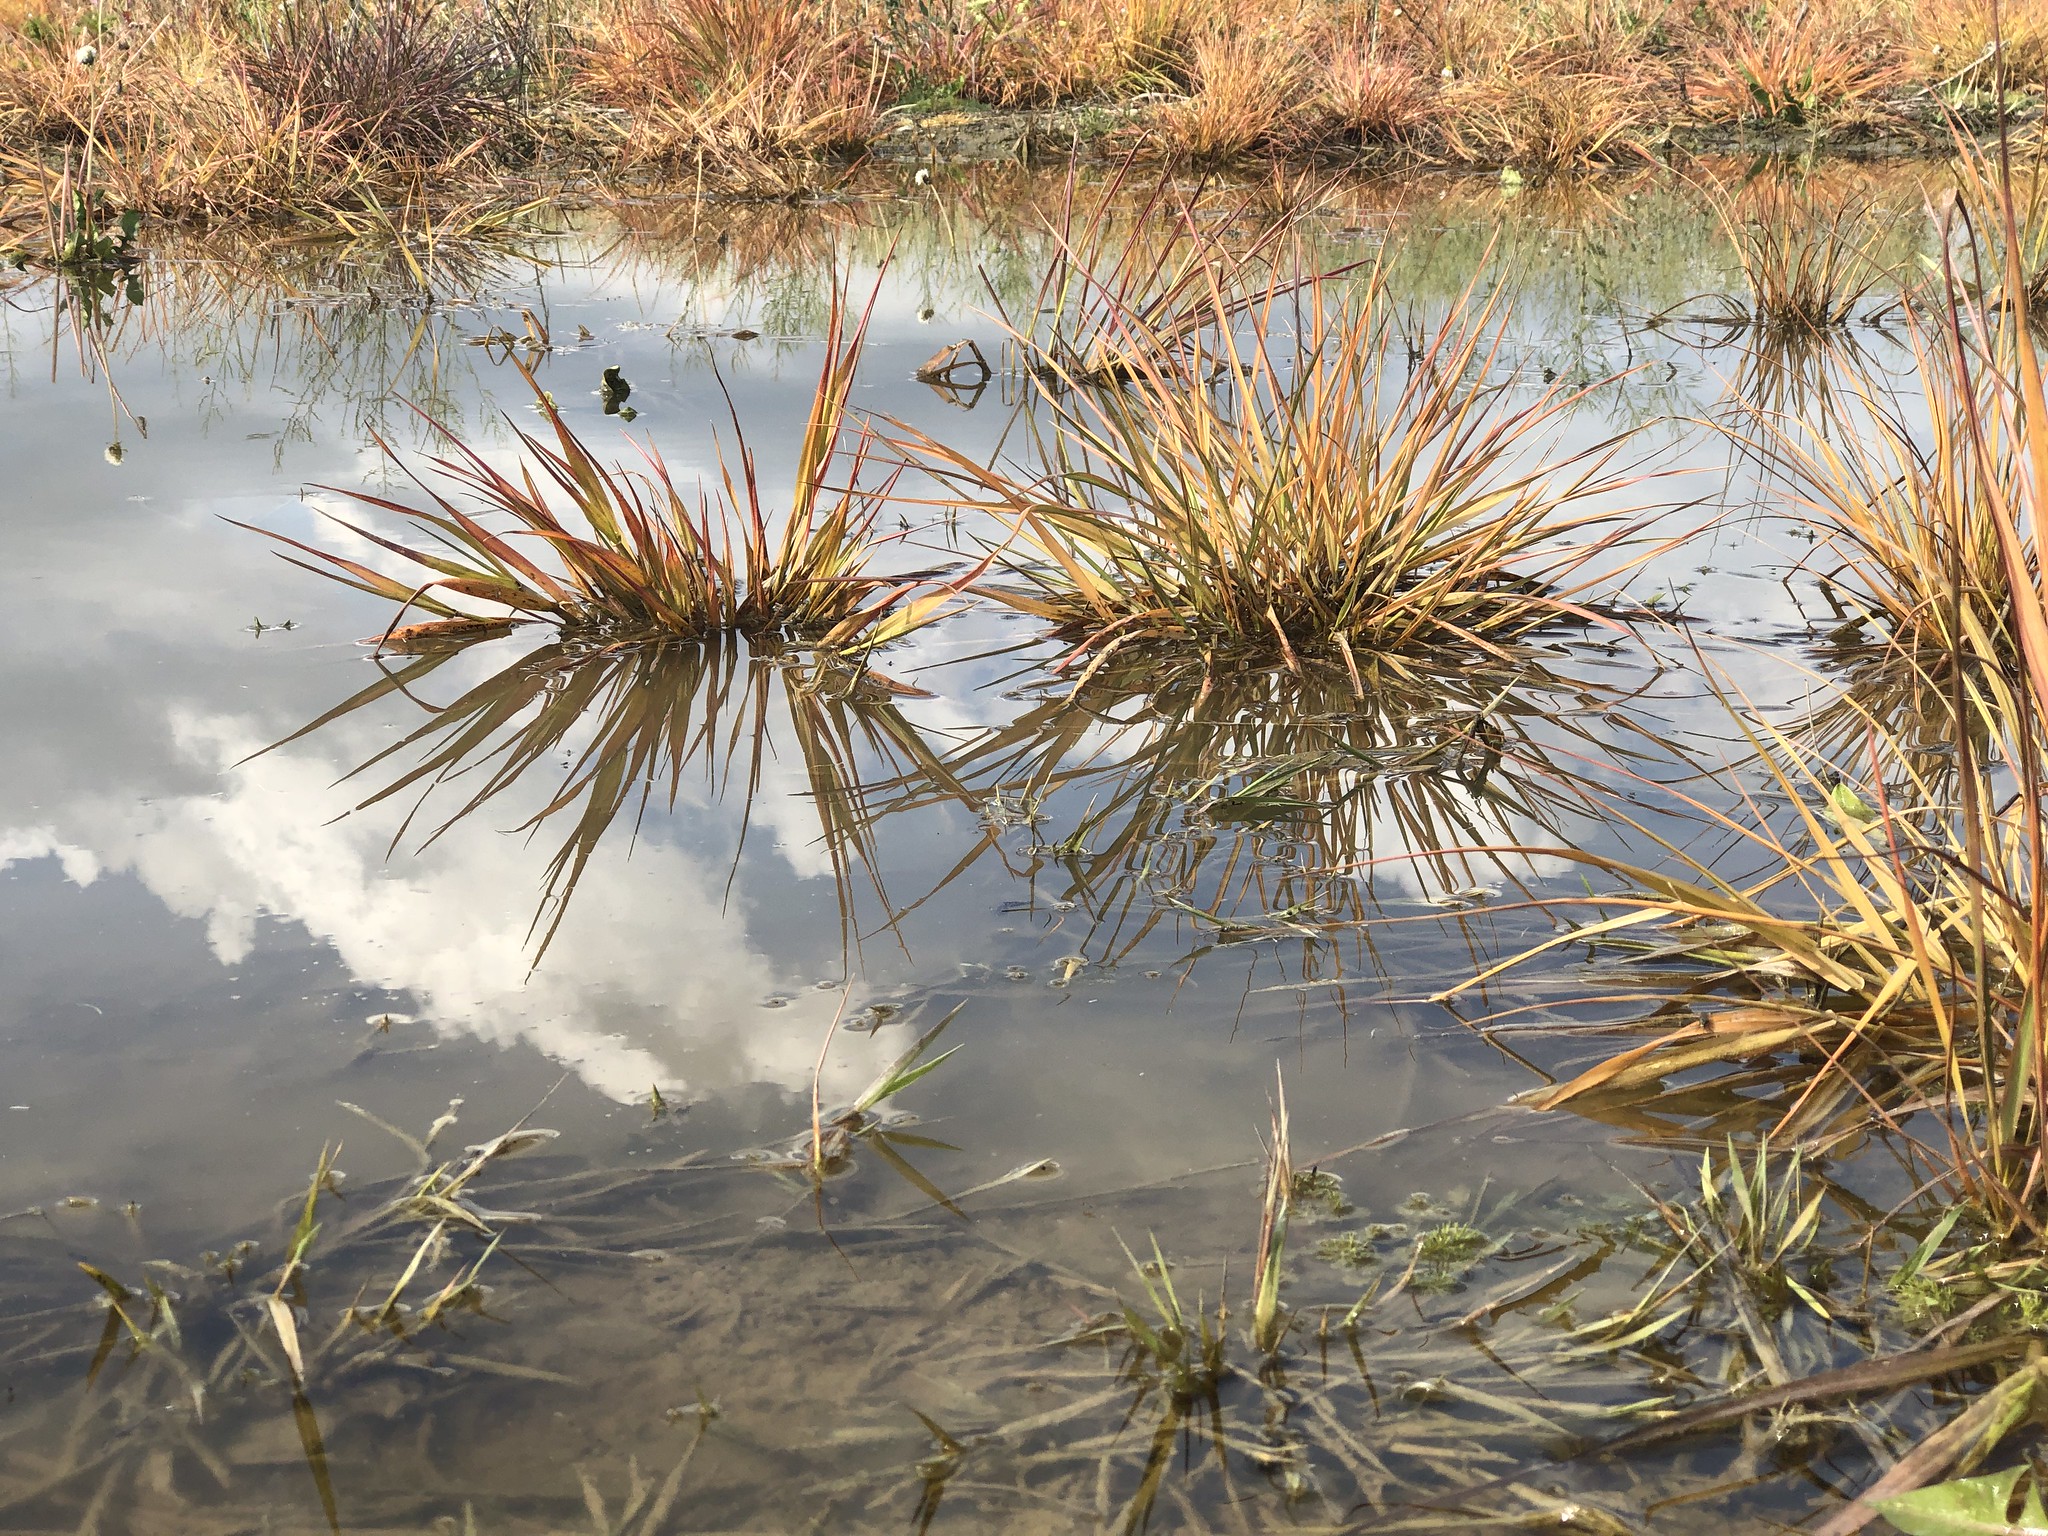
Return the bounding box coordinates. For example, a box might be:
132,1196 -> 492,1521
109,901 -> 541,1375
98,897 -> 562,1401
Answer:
0,0 -> 565,220
3,0 -> 2047,218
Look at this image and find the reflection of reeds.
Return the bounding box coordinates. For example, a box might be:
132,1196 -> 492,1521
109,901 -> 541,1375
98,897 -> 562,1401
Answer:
259,634 -> 969,959
894,654 -> 1621,986
987,161 -> 1350,387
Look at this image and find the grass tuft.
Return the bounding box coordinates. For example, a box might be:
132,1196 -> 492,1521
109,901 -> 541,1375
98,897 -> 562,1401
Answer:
241,0 -> 520,163
246,276 -> 964,653
910,257 -> 1663,677
1707,177 -> 1885,337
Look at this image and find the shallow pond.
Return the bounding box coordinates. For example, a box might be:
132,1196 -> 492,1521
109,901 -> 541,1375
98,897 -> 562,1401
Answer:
0,162 -> 2004,1533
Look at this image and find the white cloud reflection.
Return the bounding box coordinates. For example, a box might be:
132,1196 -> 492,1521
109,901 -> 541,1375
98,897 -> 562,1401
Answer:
0,708 -> 863,1106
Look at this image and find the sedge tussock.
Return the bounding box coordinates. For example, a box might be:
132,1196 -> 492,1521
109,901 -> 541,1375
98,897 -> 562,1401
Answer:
1150,28 -> 1308,162
907,259 -> 1667,675
244,276 -> 967,654
1432,67 -> 1651,171
1735,316 -> 2026,668
576,0 -> 884,179
1699,176 -> 1887,338
1689,0 -> 1903,125
1314,41 -> 1432,147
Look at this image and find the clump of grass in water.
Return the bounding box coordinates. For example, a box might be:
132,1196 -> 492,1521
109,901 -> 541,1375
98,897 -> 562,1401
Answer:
1433,103 -> 2048,1519
906,256 -> 1665,684
1290,1165 -> 1348,1218
1692,176 -> 1886,339
1414,1221 -> 1488,1266
988,159 -> 1364,389
1438,149 -> 2048,1232
1314,1231 -> 1379,1269
53,1100 -> 601,1536
245,273 -> 968,655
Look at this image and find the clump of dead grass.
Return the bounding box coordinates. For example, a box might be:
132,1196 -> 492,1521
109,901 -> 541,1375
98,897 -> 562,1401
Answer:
1151,26 -> 1306,161
241,0 -> 521,163
0,0 -> 545,221
577,0 -> 884,178
1314,41 -> 1433,147
1688,0 -> 1903,124
1911,0 -> 2048,92
1434,68 -> 1652,169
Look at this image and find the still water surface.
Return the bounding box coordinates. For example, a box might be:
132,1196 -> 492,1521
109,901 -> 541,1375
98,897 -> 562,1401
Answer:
0,165 -> 1966,1532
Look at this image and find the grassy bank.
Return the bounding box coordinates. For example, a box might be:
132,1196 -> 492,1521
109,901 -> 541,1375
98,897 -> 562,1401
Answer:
2,0 -> 2047,224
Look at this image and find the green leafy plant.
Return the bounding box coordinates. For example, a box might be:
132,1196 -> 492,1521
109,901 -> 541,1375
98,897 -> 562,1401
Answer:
1874,1463 -> 2048,1536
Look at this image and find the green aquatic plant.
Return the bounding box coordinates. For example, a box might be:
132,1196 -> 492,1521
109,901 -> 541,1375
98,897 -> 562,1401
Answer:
1251,1069 -> 1292,1354
1290,1166 -> 1348,1217
1414,1221 -> 1488,1266
1314,1232 -> 1379,1268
